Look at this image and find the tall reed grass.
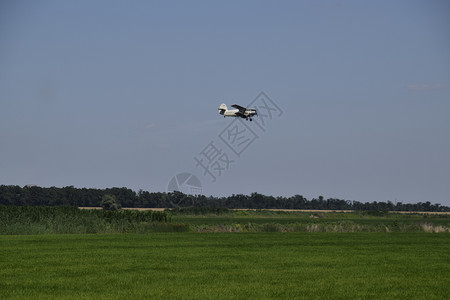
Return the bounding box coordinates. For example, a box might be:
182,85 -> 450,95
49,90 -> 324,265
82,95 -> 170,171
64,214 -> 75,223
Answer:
191,221 -> 450,233
0,206 -> 187,234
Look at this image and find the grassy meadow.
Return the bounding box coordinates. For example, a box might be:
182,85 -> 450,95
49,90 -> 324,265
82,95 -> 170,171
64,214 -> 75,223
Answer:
171,209 -> 450,233
1,233 -> 449,299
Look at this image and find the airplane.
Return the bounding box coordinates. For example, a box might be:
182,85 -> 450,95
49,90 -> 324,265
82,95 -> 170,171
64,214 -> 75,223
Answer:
218,103 -> 258,121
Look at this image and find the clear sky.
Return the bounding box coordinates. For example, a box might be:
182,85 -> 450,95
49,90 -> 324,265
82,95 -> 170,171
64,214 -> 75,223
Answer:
1,0 -> 449,205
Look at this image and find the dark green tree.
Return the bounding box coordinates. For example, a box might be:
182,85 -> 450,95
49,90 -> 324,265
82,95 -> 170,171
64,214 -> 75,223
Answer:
100,194 -> 121,211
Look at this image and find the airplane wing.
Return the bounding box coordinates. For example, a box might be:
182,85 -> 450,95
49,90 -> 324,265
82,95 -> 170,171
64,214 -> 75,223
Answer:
231,104 -> 247,113
234,111 -> 247,118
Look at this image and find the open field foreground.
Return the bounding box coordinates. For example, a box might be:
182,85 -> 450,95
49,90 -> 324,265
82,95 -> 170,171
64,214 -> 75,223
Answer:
1,233 -> 449,299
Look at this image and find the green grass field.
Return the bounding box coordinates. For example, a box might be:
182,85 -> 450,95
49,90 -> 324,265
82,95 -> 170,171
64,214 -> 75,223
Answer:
1,233 -> 449,299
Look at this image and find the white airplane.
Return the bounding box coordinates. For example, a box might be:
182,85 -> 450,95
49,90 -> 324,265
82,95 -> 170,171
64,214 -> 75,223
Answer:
218,104 -> 258,121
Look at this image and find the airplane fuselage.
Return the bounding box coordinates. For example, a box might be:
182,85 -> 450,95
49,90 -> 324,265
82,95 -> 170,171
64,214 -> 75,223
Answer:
218,103 -> 257,121
223,109 -> 245,117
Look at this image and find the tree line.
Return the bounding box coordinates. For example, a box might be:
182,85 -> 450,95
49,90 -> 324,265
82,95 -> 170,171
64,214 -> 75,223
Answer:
0,185 -> 448,212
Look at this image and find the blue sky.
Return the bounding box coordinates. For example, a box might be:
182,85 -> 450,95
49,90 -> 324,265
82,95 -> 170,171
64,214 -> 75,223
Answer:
1,0 -> 449,205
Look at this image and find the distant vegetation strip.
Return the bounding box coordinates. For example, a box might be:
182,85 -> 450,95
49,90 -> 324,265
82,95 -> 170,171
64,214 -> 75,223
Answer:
81,207 -> 450,215
1,185 -> 448,211
1,206 -> 449,235
189,221 -> 450,233
0,206 -> 187,235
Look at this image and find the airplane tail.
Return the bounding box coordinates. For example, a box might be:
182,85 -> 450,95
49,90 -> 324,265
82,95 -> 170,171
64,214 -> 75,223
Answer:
218,103 -> 227,115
